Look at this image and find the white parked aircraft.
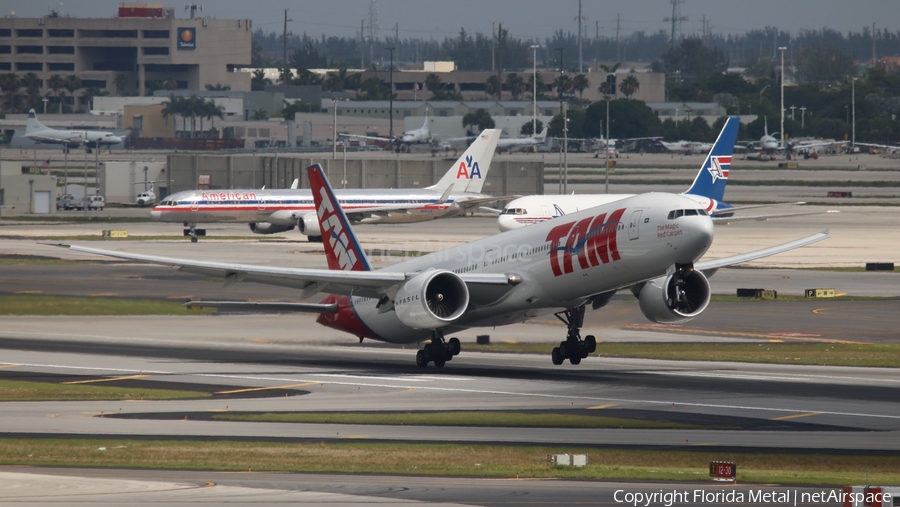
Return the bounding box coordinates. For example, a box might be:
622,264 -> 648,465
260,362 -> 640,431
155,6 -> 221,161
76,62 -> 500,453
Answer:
498,117 -> 834,231
24,109 -> 122,152
151,129 -> 506,242
69,163 -> 828,367
496,125 -> 548,152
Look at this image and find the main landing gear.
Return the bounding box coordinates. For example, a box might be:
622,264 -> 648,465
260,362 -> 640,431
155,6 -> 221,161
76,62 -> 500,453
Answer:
415,330 -> 461,368
551,305 -> 596,366
184,222 -> 199,243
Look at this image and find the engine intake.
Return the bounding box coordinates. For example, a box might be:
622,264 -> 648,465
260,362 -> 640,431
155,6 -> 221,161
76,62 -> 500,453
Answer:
394,270 -> 469,330
249,222 -> 294,234
298,212 -> 321,237
636,266 -> 710,324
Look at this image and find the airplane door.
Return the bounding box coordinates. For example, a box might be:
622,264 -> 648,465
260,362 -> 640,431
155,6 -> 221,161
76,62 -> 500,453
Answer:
190,193 -> 199,212
628,210 -> 643,240
541,205 -> 550,217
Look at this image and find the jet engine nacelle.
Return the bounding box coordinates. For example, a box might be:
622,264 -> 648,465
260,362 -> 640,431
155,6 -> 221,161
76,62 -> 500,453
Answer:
394,270 -> 469,330
298,212 -> 321,237
636,267 -> 710,324
248,222 -> 294,234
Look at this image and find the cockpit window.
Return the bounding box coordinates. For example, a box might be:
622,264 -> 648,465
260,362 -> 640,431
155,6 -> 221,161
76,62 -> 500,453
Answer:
667,209 -> 707,219
501,208 -> 527,215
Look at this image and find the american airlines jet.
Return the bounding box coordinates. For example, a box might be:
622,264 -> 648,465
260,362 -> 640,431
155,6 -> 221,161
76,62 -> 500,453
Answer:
69,163 -> 828,368
498,117 -> 831,232
24,109 -> 122,152
152,129 -> 504,242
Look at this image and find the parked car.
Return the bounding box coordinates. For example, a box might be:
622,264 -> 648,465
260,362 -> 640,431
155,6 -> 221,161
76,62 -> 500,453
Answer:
80,195 -> 105,211
56,194 -> 76,211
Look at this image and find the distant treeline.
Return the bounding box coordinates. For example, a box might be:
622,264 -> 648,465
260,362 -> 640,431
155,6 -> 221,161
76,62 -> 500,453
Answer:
253,25 -> 900,72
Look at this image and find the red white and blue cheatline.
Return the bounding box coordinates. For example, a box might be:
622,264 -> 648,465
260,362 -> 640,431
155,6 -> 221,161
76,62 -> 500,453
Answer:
707,155 -> 731,183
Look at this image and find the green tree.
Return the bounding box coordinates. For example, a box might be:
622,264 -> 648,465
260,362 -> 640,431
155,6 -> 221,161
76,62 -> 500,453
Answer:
485,75 -> 502,99
113,73 -> 130,96
425,73 -> 443,99
205,83 -> 231,91
462,108 -> 495,132
0,73 -> 20,112
619,75 -> 640,98
63,74 -> 82,111
357,77 -> 391,100
651,38 -> 727,83
505,73 -> 525,100
571,74 -> 590,99
251,69 -> 271,91
583,98 -> 661,139
529,72 -> 546,99
293,68 -> 322,86
251,108 -> 269,120
520,119 -> 543,136
282,100 -> 312,120
794,45 -> 857,86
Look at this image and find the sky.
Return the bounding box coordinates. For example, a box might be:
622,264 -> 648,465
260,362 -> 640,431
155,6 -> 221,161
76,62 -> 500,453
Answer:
4,0 -> 896,42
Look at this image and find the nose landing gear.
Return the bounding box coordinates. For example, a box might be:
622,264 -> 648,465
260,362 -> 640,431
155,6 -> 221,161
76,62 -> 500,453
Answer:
551,305 -> 596,365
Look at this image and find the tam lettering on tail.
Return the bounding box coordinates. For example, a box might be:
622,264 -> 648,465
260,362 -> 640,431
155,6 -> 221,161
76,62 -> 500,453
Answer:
427,129 -> 500,194
307,164 -> 372,272
684,116 -> 739,203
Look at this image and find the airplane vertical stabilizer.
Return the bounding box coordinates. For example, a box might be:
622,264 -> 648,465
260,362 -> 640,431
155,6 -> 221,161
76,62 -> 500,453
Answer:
427,129 -> 500,194
684,116 -> 739,203
308,164 -> 373,272
25,109 -> 46,135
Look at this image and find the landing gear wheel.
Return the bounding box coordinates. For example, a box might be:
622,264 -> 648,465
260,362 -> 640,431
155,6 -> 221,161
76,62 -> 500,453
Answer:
416,350 -> 427,368
551,347 -> 564,365
551,305 -> 598,367
423,343 -> 434,361
448,337 -> 461,356
584,335 -> 597,354
190,236 -> 198,243
433,358 -> 446,368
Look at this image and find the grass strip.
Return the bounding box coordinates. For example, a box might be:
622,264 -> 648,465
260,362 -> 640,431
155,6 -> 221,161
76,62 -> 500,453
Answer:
0,439 -> 896,485
2,235 -> 256,241
466,342 -> 900,368
0,295 -> 214,316
0,380 -> 209,401
212,411 -> 711,430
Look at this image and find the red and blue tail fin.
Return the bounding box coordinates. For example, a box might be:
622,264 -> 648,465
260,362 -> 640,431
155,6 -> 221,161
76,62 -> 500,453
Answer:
684,116 -> 739,203
307,164 -> 372,272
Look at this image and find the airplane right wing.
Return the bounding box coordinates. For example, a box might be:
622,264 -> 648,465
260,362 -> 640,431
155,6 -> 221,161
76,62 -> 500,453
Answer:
695,231 -> 829,275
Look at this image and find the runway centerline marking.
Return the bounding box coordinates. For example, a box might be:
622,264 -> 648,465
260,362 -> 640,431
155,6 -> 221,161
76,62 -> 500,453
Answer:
215,382 -> 320,395
588,404 -> 617,409
62,374 -> 153,385
770,411 -> 823,421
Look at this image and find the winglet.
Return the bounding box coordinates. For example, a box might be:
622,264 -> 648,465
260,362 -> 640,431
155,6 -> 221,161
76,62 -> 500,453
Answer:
307,164 -> 372,272
427,129 -> 500,195
685,116 -> 739,203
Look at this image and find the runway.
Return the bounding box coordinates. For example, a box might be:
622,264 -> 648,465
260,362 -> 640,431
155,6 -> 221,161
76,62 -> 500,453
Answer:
0,198 -> 898,505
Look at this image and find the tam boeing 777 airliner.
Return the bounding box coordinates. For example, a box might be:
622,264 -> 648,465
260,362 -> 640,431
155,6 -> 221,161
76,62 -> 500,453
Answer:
151,129 -> 505,242
69,164 -> 828,367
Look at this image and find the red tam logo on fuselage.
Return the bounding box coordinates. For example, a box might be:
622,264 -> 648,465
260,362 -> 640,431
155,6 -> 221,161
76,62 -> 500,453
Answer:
544,208 -> 626,277
317,187 -> 361,271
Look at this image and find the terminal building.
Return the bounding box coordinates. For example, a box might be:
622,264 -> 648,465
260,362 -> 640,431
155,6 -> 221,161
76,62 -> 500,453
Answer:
0,4 -> 252,109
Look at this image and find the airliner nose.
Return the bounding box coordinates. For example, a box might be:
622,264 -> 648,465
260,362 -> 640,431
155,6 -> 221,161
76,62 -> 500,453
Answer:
497,215 -> 517,232
149,209 -> 161,221
686,215 -> 715,256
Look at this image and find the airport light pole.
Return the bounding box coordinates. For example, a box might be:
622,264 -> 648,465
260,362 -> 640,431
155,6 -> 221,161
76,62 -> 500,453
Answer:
852,77 -> 857,148
800,106 -> 806,134
332,99 -> 338,160
790,105 -> 796,120
531,44 -> 540,137
386,46 -> 396,139
556,47 -> 564,115
778,46 -> 787,156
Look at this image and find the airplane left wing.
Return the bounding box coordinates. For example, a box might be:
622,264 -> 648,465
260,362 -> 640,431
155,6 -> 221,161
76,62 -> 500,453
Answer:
713,210 -> 839,223
63,245 -> 514,300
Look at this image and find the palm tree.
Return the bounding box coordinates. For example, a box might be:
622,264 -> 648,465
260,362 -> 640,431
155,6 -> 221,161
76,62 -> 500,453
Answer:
113,73 -> 129,96
251,69 -> 271,91
619,74 -> 640,98
161,76 -> 178,91
0,73 -> 20,112
529,72 -> 545,99
424,73 -> 442,99
161,94 -> 180,130
47,74 -> 64,112
598,63 -> 622,97
204,83 -> 231,91
206,99 -> 225,132
484,75 -> 502,100
505,73 -> 525,100
250,108 -> 268,120
293,68 -> 321,86
80,87 -> 107,111
571,74 -> 590,99
63,74 -> 82,112
553,74 -> 573,98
